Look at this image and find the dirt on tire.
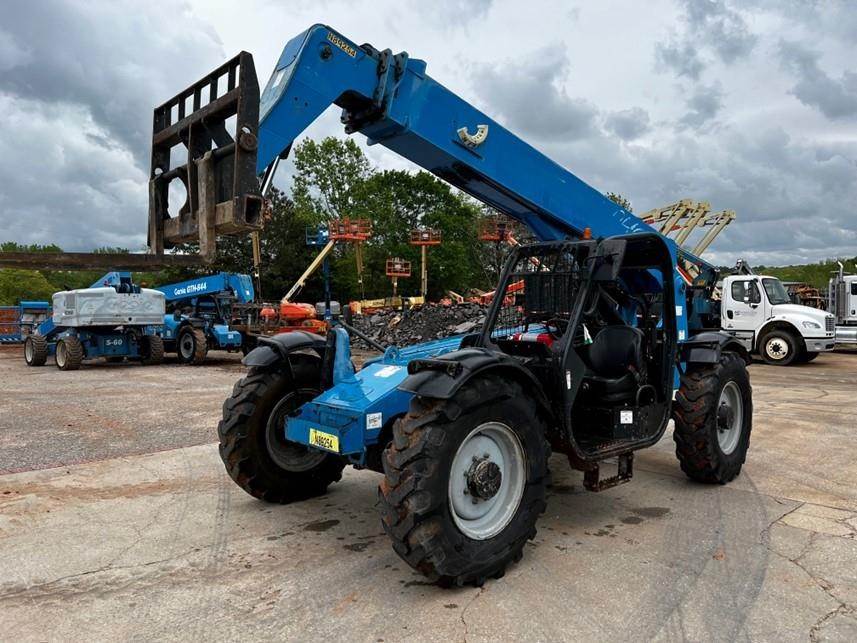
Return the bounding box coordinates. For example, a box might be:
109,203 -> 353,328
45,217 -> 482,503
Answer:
379,376 -> 549,586
673,351 -> 752,484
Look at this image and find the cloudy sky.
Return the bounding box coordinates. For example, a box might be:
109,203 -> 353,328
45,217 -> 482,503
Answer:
1,0 -> 855,266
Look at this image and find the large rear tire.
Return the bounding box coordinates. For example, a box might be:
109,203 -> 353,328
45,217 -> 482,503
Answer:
55,336 -> 84,371
673,352 -> 752,484
24,335 -> 48,366
379,376 -> 549,586
140,335 -> 164,365
177,327 -> 207,365
218,357 -> 345,503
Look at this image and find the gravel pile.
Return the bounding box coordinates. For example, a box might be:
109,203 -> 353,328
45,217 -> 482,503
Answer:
352,302 -> 488,348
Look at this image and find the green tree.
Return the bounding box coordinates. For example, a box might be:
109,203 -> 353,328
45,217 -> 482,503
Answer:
0,241 -> 63,253
0,269 -> 56,305
605,192 -> 633,212
339,169 -> 486,299
292,137 -> 373,223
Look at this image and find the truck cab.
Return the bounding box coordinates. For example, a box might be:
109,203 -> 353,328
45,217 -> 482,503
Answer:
829,268 -> 857,345
721,274 -> 834,364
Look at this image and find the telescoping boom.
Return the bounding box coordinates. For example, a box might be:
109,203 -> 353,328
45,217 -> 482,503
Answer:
149,24 -> 719,339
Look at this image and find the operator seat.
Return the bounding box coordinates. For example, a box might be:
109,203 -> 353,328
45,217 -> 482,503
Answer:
580,325 -> 644,404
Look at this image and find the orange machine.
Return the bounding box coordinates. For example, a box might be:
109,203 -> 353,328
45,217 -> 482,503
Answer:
278,301 -> 328,334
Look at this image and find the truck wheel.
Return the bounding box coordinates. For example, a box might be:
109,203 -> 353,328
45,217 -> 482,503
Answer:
55,336 -> 84,371
759,329 -> 798,366
177,327 -> 207,365
673,352 -> 752,484
24,335 -> 48,366
379,376 -> 549,586
140,335 -> 164,365
218,357 -> 345,503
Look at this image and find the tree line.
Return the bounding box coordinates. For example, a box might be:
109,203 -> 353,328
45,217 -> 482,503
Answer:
162,137 -> 510,304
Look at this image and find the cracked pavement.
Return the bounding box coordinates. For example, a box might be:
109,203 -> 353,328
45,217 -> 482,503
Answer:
1,347 -> 856,641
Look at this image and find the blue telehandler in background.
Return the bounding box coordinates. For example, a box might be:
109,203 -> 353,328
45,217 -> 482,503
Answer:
154,272 -> 255,364
149,25 -> 753,586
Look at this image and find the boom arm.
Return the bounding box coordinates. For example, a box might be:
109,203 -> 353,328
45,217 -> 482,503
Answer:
257,25 -> 651,243
155,272 -> 256,304
283,239 -> 336,302
152,24 -> 721,334
254,25 -> 725,335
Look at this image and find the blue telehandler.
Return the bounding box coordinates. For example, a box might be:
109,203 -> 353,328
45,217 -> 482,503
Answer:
23,272 -> 165,370
150,26 -> 753,586
155,272 -> 255,364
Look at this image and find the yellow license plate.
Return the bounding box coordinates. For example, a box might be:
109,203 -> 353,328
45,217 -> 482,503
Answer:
309,428 -> 339,453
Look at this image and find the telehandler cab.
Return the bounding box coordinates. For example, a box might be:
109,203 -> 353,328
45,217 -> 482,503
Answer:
152,25 -> 753,585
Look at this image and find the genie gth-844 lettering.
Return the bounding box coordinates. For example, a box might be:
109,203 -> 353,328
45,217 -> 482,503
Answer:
150,25 -> 754,586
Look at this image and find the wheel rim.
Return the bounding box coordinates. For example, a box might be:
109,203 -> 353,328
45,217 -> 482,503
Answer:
717,381 -> 744,455
764,335 -> 789,360
25,340 -> 33,362
179,333 -> 194,359
448,421 -> 526,541
265,388 -> 327,472
56,342 -> 67,367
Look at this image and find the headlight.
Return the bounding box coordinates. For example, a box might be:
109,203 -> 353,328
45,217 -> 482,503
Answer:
802,321 -> 821,329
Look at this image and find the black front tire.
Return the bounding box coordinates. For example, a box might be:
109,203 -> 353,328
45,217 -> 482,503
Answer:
218,357 -> 345,503
24,335 -> 48,366
140,335 -> 164,365
55,336 -> 84,371
759,329 -> 799,366
673,352 -> 752,484
379,376 -> 549,586
177,327 -> 207,365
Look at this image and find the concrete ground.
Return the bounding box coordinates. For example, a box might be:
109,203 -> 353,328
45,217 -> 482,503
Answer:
1,345 -> 856,641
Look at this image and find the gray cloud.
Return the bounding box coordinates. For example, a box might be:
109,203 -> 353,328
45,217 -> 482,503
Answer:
656,0 -> 756,79
0,1 -> 223,167
0,1 -> 224,251
655,40 -> 705,80
683,0 -> 757,63
779,40 -> 857,120
679,83 -> 724,128
469,45 -> 598,141
604,108 -> 651,141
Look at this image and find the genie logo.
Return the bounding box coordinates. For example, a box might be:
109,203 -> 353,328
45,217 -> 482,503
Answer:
613,208 -> 649,234
172,281 -> 207,297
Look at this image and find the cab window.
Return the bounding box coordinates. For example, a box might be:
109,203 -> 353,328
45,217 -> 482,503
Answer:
731,280 -> 761,304
851,282 -> 857,296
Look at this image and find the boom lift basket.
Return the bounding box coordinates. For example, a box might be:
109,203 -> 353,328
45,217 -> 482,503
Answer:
148,52 -> 264,262
386,258 -> 412,278
478,216 -> 515,242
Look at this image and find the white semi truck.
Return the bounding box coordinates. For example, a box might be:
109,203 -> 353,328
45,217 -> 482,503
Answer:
829,263 -> 857,346
720,271 -> 835,365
